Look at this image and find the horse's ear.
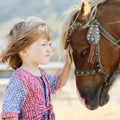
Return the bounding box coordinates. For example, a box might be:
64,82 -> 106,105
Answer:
81,0 -> 91,16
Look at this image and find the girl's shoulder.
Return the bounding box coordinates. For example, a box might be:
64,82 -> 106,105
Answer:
12,68 -> 42,87
6,69 -> 27,89
11,69 -> 29,79
10,69 -> 34,85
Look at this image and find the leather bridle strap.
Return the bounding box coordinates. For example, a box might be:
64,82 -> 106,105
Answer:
73,19 -> 120,86
94,19 -> 120,48
104,67 -> 120,86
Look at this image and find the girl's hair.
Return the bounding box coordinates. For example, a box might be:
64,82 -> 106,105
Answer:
0,17 -> 52,69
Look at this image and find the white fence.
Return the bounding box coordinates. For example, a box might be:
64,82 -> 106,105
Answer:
0,62 -> 70,78
0,62 -> 74,78
0,62 -> 64,71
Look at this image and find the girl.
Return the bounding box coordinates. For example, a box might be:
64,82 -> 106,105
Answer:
0,17 -> 72,120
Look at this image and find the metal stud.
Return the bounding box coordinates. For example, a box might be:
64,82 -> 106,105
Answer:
87,72 -> 89,74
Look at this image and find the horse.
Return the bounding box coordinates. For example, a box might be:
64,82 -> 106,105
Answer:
60,0 -> 120,110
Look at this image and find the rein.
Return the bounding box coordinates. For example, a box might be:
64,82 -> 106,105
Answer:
67,18 -> 120,86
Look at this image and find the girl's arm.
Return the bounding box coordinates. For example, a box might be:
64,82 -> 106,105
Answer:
58,45 -> 72,88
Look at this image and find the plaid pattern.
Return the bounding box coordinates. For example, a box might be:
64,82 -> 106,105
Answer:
0,68 -> 61,120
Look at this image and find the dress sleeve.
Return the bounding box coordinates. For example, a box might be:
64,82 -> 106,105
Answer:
46,73 -> 61,94
0,77 -> 27,119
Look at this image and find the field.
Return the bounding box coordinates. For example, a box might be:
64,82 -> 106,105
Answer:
0,78 -> 120,120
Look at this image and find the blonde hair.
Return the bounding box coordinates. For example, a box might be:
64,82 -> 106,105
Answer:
0,16 -> 52,69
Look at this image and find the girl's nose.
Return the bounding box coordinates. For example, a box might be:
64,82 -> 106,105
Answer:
47,46 -> 53,53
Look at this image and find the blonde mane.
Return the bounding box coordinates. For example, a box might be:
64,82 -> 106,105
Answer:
59,0 -> 106,50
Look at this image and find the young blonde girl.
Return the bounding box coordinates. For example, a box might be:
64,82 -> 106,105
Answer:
0,17 -> 72,120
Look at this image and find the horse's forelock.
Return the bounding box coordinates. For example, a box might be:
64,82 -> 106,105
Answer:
59,5 -> 81,51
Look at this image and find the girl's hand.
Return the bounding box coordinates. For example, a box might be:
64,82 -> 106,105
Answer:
58,44 -> 72,88
65,45 -> 72,65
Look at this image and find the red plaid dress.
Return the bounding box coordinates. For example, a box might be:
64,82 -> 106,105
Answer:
0,68 -> 61,120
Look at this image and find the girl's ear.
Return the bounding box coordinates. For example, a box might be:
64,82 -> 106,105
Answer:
19,48 -> 28,57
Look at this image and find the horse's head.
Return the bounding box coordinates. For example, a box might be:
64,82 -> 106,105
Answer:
60,0 -> 120,110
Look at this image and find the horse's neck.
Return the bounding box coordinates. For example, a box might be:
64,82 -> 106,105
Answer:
97,1 -> 120,22
98,0 -> 120,13
96,0 -> 120,42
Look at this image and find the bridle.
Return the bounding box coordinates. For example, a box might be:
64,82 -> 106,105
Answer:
67,18 -> 120,86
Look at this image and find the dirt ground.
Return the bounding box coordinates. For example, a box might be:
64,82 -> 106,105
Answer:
0,78 -> 120,120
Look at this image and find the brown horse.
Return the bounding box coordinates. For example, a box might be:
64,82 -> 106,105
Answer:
60,0 -> 120,110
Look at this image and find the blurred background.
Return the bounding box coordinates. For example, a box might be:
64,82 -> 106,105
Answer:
0,0 -> 120,120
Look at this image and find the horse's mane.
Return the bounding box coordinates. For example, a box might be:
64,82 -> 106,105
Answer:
59,0 -> 106,50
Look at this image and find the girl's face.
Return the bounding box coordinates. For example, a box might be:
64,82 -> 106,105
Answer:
21,37 -> 53,66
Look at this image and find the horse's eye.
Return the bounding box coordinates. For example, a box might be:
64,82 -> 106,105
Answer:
80,48 -> 89,57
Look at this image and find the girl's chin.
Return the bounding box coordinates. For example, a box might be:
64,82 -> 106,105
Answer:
41,61 -> 49,65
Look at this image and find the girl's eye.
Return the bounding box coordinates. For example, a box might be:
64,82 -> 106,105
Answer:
42,44 -> 46,46
49,43 -> 52,46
